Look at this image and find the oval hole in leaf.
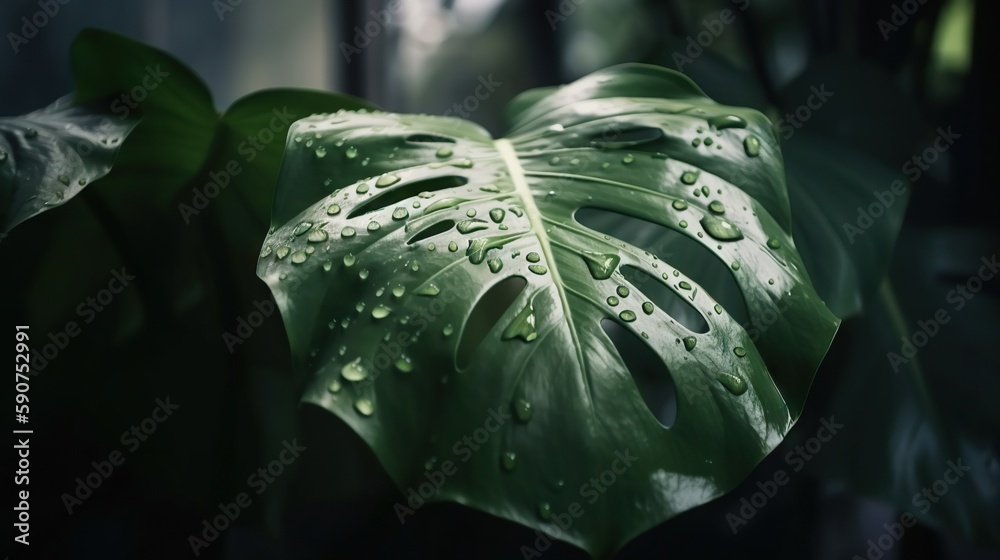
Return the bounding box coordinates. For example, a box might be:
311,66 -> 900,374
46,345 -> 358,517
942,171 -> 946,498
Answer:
456,276 -> 527,370
406,134 -> 456,143
601,319 -> 677,428
348,175 -> 468,218
407,220 -> 456,244
620,265 -> 708,333
575,208 -> 750,325
586,125 -> 663,150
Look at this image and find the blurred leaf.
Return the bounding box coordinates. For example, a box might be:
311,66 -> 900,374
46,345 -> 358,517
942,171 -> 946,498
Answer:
807,228 -> 1000,544
70,28 -> 219,203
0,95 -> 135,233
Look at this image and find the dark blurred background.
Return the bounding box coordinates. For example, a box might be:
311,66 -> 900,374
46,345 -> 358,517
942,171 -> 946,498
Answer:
2,0 -> 998,559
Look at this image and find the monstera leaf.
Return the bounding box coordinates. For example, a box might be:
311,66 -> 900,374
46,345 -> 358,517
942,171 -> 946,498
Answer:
0,95 -> 135,234
258,64 -> 839,556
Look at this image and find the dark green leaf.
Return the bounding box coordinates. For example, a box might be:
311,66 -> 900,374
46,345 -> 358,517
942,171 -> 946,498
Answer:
258,64 -> 839,556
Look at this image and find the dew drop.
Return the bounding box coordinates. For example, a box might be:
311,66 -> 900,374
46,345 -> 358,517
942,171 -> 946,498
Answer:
290,250 -> 308,264
392,207 -> 409,220
744,136 -> 761,157
607,296 -> 619,306
642,302 -> 654,314
502,302 -> 537,342
734,346 -> 747,357
341,358 -> 368,381
327,379 -> 342,393
315,146 -> 327,158
293,222 -> 313,236
619,310 -> 637,322
448,241 -> 459,252
357,183 -> 370,194
436,146 -> 453,158
580,251 -> 620,280
376,174 -> 401,188
679,281 -> 691,290
327,204 -> 341,215
442,324 -> 454,336
538,502 -> 552,520
528,265 -> 547,275
616,285 -> 630,297
414,283 -> 440,296
354,398 -> 375,416
275,246 -> 290,259
717,373 -> 748,395
395,355 -> 413,372
308,229 -> 328,243
343,253 -> 356,267
708,201 -> 726,214
714,304 -> 723,314
683,336 -> 697,351
681,171 -> 698,185
367,221 -> 380,232
489,208 -> 505,223
700,216 -> 744,241
501,451 -> 518,472
526,252 -> 540,263
708,114 -> 748,130
622,154 -> 635,164
359,269 -> 369,280
767,238 -> 781,249
456,219 -> 489,234
345,146 -> 357,159
513,398 -> 533,422
672,200 -> 688,211
488,258 -> 503,273
341,227 -> 356,238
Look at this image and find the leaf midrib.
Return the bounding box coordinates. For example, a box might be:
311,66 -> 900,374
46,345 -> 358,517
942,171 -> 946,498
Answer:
494,139 -> 592,405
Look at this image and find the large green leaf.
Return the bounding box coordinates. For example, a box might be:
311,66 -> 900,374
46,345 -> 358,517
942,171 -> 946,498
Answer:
0,95 -> 135,234
258,64 -> 839,556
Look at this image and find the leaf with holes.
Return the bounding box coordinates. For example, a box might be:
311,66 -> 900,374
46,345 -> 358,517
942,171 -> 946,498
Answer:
257,64 -> 839,557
